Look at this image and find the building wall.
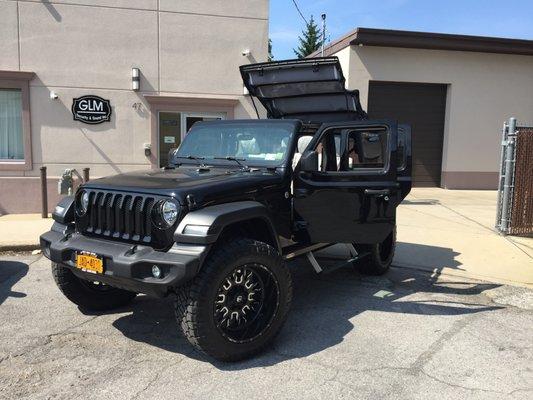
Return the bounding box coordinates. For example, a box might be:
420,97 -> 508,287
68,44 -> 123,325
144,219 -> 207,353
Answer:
0,0 -> 268,213
337,45 -> 533,189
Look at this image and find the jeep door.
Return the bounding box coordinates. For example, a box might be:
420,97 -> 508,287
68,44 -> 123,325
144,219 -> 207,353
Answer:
397,124 -> 412,200
293,121 -> 399,244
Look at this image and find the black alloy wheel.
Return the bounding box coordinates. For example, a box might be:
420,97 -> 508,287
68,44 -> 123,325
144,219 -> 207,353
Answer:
174,238 -> 292,361
214,264 -> 280,343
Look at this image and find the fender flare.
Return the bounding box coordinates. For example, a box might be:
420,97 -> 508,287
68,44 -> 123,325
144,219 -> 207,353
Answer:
52,195 -> 75,224
173,201 -> 281,252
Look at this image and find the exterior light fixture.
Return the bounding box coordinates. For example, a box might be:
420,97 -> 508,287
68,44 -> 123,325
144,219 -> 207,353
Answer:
131,67 -> 140,91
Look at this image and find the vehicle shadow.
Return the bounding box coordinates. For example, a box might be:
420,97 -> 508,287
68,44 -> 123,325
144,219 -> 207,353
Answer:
0,260 -> 29,305
395,241 -> 464,272
111,243 -> 502,369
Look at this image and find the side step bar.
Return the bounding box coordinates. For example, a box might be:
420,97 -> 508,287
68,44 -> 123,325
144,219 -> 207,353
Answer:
283,243 -> 361,274
283,243 -> 332,260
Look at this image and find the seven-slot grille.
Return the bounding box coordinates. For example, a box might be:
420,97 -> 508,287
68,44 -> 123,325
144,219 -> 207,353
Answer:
79,190 -> 157,244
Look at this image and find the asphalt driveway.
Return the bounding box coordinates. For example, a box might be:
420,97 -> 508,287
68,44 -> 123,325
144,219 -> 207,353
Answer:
0,252 -> 532,400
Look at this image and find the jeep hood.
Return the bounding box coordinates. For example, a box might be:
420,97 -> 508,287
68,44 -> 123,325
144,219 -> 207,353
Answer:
240,57 -> 367,123
82,166 -> 285,206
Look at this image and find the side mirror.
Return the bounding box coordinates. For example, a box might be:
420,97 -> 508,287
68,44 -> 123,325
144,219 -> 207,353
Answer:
300,150 -> 318,172
166,148 -> 178,168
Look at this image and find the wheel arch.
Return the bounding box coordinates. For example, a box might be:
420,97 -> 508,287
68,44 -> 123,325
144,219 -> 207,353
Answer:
217,217 -> 279,250
174,201 -> 281,253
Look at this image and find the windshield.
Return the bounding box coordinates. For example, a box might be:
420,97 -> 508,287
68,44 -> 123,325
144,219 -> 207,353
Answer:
173,122 -> 296,167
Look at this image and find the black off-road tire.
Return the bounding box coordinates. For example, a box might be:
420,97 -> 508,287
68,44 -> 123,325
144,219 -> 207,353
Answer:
52,262 -> 137,311
174,238 -> 292,362
354,227 -> 396,276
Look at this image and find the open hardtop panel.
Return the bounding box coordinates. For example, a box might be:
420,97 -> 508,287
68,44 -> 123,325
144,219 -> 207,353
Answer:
240,57 -> 367,123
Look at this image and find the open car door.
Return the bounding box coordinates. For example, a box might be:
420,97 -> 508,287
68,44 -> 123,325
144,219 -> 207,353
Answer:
397,124 -> 412,200
240,57 -> 367,123
292,120 -> 400,244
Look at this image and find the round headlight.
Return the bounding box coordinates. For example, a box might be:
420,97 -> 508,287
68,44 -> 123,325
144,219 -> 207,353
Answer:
161,200 -> 178,226
80,191 -> 89,214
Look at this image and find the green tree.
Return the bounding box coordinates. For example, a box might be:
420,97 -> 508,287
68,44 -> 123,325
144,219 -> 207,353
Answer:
293,16 -> 321,58
268,38 -> 274,61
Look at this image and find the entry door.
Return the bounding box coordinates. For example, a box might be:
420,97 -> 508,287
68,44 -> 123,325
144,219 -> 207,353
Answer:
158,111 -> 226,167
293,121 -> 399,244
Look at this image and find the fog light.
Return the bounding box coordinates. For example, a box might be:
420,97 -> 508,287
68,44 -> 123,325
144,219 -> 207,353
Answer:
151,265 -> 162,279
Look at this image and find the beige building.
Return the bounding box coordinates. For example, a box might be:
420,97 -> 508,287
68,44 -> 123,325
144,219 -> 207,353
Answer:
0,0 -> 268,213
311,28 -> 533,188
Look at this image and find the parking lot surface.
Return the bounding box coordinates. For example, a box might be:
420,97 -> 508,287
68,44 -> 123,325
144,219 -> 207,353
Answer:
0,252 -> 532,400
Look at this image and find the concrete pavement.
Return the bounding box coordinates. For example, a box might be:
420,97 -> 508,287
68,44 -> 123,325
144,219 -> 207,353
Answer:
0,253 -> 532,399
0,214 -> 52,252
395,189 -> 533,288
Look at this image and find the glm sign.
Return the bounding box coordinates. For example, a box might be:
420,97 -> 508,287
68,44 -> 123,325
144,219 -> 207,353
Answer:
72,95 -> 112,124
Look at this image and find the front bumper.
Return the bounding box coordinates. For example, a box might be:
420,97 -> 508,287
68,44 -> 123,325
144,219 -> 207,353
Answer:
40,223 -> 209,297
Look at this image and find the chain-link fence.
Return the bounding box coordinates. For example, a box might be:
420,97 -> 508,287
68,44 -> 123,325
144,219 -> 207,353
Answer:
495,118 -> 533,236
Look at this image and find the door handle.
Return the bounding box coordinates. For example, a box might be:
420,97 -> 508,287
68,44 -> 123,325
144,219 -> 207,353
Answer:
364,189 -> 390,195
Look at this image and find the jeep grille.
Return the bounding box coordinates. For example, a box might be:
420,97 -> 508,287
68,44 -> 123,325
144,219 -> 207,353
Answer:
75,190 -> 173,249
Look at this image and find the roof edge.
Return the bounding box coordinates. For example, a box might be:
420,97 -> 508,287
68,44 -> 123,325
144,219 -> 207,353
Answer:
309,27 -> 533,57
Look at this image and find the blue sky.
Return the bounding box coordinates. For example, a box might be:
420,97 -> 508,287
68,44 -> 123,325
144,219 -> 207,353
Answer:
269,0 -> 533,60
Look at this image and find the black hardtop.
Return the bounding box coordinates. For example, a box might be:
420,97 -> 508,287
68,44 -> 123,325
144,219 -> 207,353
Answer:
240,57 -> 367,123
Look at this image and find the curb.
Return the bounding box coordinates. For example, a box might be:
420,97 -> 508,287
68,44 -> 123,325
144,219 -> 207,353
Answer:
0,244 -> 41,252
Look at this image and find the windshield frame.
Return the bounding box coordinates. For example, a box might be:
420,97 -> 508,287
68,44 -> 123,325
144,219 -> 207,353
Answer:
171,119 -> 301,169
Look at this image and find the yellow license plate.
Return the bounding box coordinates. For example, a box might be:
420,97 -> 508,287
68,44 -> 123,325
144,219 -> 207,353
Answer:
75,252 -> 104,274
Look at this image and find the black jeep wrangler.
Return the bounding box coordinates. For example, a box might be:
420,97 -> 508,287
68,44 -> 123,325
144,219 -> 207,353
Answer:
40,57 -> 411,361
